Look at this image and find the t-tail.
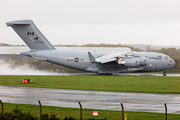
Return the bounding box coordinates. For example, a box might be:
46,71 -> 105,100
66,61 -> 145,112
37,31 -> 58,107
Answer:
6,20 -> 55,50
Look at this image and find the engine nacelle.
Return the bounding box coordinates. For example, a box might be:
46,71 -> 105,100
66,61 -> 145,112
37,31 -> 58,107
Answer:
124,58 -> 139,68
138,57 -> 147,66
118,57 -> 147,68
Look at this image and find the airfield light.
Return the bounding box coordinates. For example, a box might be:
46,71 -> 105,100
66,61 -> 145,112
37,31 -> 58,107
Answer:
23,79 -> 28,84
93,111 -> 98,116
23,79 -> 33,84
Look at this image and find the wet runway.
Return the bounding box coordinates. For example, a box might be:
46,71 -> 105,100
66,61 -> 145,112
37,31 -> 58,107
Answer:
65,73 -> 180,77
0,85 -> 180,114
34,73 -> 180,77
115,73 -> 180,77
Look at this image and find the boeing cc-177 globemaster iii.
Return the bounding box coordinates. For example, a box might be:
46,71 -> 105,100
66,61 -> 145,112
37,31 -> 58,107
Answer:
6,20 -> 175,76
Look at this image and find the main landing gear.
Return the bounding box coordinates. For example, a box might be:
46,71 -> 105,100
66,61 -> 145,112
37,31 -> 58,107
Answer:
163,71 -> 167,76
97,73 -> 113,75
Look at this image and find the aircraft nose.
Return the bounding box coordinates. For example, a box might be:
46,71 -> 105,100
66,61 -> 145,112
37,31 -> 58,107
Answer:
172,59 -> 175,67
168,59 -> 175,69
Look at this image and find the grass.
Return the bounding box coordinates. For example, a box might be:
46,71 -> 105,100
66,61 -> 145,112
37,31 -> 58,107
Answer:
0,75 -> 180,94
1,103 -> 180,120
1,75 -> 180,119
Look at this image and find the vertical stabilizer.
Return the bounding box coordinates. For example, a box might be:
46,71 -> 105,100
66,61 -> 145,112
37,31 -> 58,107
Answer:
6,20 -> 55,50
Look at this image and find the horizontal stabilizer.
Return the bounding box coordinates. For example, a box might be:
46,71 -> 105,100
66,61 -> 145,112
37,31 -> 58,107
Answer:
6,20 -> 31,26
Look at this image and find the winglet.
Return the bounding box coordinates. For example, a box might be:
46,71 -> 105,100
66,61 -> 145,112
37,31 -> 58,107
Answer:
88,52 -> 97,63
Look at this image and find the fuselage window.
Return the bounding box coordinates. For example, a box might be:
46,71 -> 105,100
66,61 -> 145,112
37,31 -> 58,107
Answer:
158,56 -> 161,60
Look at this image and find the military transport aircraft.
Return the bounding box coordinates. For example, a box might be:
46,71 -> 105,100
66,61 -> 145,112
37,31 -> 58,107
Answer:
6,20 -> 175,76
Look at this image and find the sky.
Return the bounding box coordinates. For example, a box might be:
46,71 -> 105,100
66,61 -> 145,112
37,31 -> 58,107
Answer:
0,0 -> 180,46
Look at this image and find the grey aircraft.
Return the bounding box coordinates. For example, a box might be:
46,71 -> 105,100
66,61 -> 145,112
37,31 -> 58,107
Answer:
6,20 -> 175,76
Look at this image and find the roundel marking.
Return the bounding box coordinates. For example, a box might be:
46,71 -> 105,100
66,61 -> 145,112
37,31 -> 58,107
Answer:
74,57 -> 79,62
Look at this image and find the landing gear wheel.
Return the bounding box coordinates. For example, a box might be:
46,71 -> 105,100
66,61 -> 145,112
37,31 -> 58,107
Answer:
105,73 -> 113,75
97,73 -> 113,75
163,71 -> 167,76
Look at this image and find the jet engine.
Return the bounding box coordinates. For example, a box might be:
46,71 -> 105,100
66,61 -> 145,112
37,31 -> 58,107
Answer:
118,58 -> 139,68
118,57 -> 147,67
124,58 -> 139,67
138,57 -> 147,66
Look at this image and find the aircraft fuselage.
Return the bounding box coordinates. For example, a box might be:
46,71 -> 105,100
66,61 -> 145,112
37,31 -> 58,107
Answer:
21,49 -> 175,74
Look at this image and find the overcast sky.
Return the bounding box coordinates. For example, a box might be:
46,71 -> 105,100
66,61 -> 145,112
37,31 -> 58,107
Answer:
1,0 -> 180,46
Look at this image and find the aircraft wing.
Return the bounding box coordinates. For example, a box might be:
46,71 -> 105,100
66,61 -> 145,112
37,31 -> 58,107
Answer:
98,57 -> 117,64
95,51 -> 131,64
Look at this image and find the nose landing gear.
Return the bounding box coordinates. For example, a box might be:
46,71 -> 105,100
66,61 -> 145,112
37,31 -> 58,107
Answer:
163,71 -> 167,76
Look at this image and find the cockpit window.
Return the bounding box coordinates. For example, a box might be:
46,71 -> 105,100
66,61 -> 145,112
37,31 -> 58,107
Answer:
165,56 -> 169,60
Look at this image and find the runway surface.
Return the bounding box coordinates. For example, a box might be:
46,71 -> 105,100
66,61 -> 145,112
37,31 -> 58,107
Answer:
33,73 -> 180,77
115,73 -> 180,77
0,85 -> 180,114
62,73 -> 180,77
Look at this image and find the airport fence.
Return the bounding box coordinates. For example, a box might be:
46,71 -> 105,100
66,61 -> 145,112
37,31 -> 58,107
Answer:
0,100 -> 171,120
